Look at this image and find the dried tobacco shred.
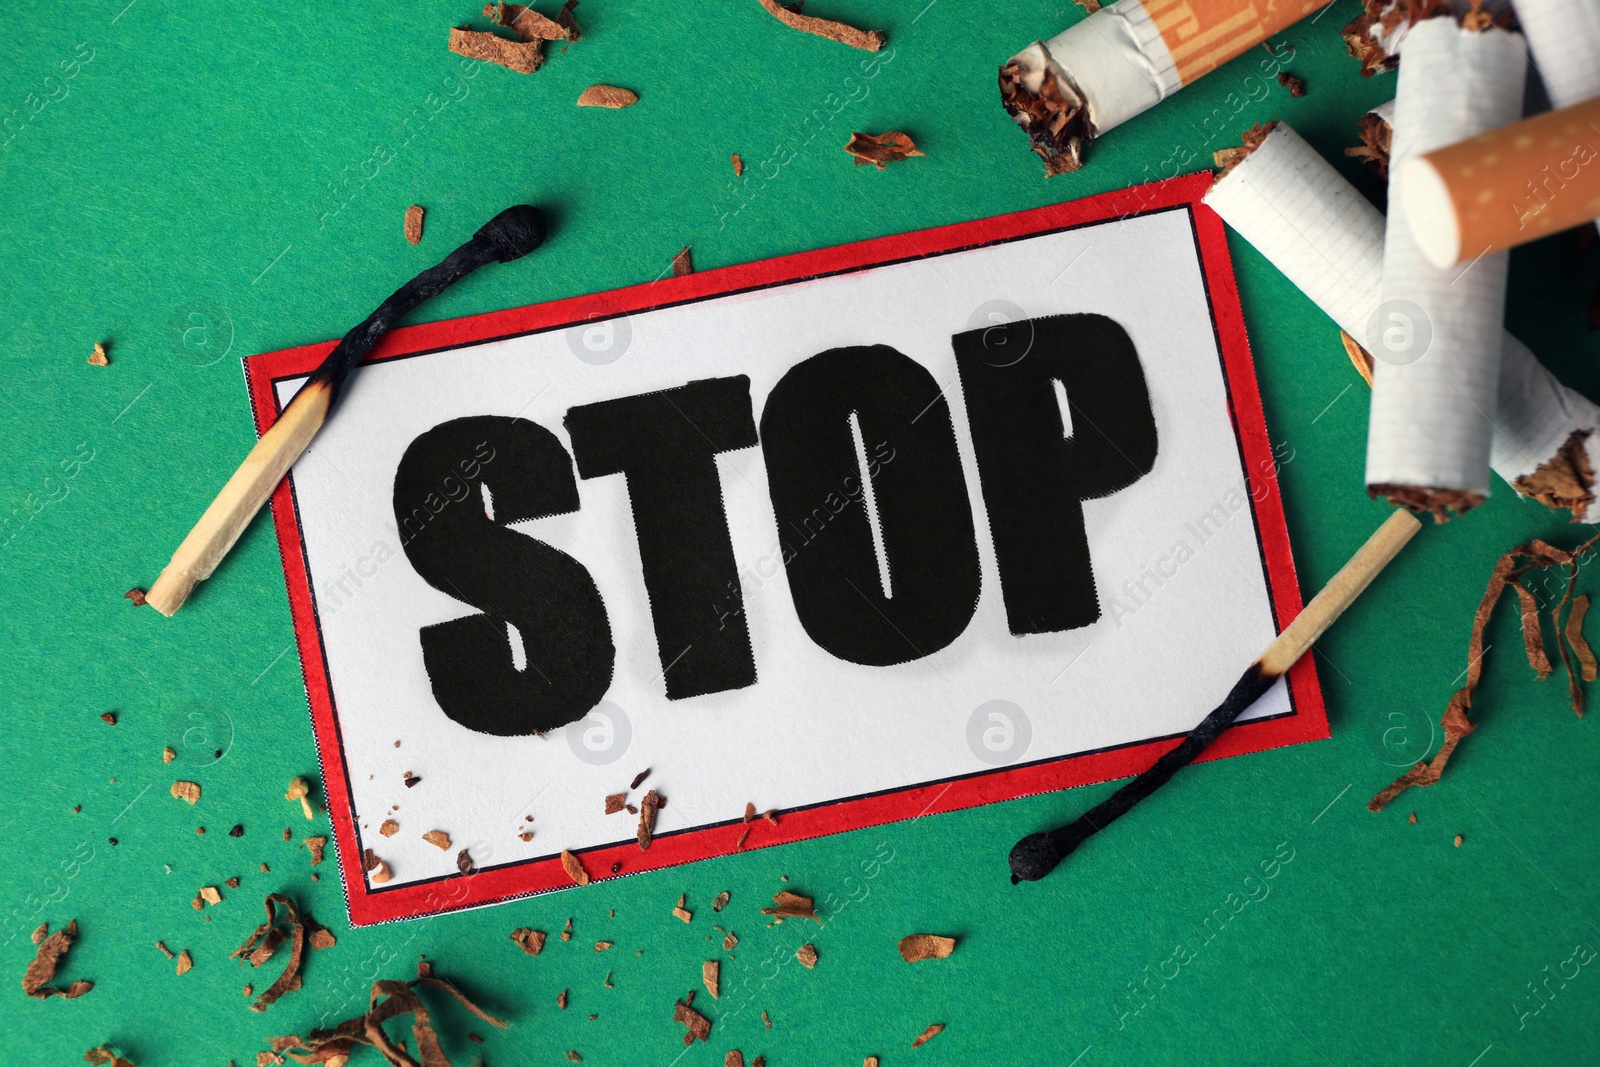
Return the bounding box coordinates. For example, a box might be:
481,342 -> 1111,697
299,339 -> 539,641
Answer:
898,934 -> 956,962
760,890 -> 819,924
844,131 -> 924,169
756,0 -> 884,51
22,920 -> 92,999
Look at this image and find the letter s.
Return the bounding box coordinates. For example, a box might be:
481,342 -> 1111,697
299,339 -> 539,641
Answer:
394,415 -> 614,736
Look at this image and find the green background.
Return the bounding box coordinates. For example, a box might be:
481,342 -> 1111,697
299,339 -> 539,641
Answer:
3,1 -> 1598,1063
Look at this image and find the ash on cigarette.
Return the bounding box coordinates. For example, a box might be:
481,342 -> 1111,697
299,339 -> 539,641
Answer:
999,60 -> 1092,176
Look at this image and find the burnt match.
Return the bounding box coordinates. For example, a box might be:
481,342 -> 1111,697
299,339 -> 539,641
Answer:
1010,508 -> 1421,884
143,204 -> 548,616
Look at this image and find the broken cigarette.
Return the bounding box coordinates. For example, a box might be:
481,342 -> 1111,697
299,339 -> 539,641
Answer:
999,0 -> 1332,174
1402,94 -> 1600,268
1512,0 -> 1600,111
1203,120 -> 1600,522
1364,14 -> 1527,519
1341,0 -> 1513,77
144,206 -> 547,615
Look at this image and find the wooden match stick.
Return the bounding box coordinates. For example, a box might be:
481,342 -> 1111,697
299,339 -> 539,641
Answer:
144,205 -> 548,617
1009,508 -> 1422,883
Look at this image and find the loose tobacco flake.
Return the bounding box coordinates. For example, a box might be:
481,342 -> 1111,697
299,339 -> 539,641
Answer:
577,84 -> 638,109
637,790 -> 660,851
404,204 -> 424,245
23,920 -> 92,999
171,781 -> 201,804
423,830 -> 452,850
844,132 -> 923,169
796,943 -> 817,968
911,1023 -> 945,1048
562,849 -> 591,885
511,927 -> 547,955
760,890 -> 819,924
899,934 -> 956,962
757,0 -> 883,51
605,792 -> 628,814
703,959 -> 719,998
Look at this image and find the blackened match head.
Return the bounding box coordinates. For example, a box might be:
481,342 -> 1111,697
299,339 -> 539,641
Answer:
1009,831 -> 1063,884
476,205 -> 547,263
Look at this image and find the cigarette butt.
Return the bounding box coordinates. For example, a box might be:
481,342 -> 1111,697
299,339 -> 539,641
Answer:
1203,121 -> 1600,522
1000,0 -> 1333,173
1365,16 -> 1527,517
1402,95 -> 1600,268
1512,0 -> 1600,110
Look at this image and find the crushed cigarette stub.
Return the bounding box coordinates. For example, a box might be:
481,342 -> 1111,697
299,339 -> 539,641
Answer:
756,0 -> 883,51
796,943 -> 818,968
285,777 -> 314,819
512,927 -> 547,955
911,1023 -> 945,1048
22,920 -> 92,999
561,849 -> 591,885
899,934 -> 957,962
845,132 -> 924,169
88,342 -> 108,366
423,830 -> 452,850
577,84 -> 638,108
404,204 -> 424,245
1370,534 -> 1599,812
703,959 -> 720,998
171,781 -> 200,804
761,890 -> 819,923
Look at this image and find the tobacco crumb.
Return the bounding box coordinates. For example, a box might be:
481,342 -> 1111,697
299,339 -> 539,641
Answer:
403,772 -> 421,788
362,848 -> 380,873
1454,834 -> 1464,847
28,923 -> 47,945
594,941 -> 613,952
1340,330 -> 1376,387
761,890 -> 819,924
736,828 -> 751,850
763,1010 -> 772,1030
703,959 -> 720,998
577,84 -> 638,109
1072,0 -> 1101,10
604,971 -> 613,988
71,805 -> 81,814
171,781 -> 200,805
261,862 -> 270,872
561,849 -> 591,885
243,983 -> 253,996
83,1047 -> 135,1067
671,247 -> 694,277
370,858 -> 392,883
605,793 -> 627,814
674,894 -> 693,924
796,943 -> 818,968
511,927 -> 547,955
712,891 -> 730,912
449,26 -> 543,74
630,768 -> 651,789
899,934 -> 956,962
626,804 -> 638,815
423,830 -> 452,851
457,849 -> 475,875
565,1053 -> 582,1063
743,802 -> 756,824
100,712 -> 117,726
757,0 -> 883,51
845,131 -> 924,169
227,876 -> 241,889
731,154 -> 744,176
380,819 -> 399,836
559,988 -> 569,1010
190,893 -> 203,910
726,1052 -> 745,1067
468,1032 -> 485,1044
88,342 -> 109,366
229,824 -> 244,837
865,1058 -> 879,1067
562,918 -> 573,941
200,886 -> 223,906
1409,812 -> 1417,824
761,810 -> 778,826
304,836 -> 327,866
723,931 -> 738,951
283,828 -> 291,841
1277,71 -> 1306,97
674,998 -> 713,1043
637,789 -> 660,851
306,922 -> 336,951
519,832 -> 534,842
109,838 -> 117,846
403,204 -> 424,246
155,940 -> 174,959
196,826 -> 206,835
176,950 -> 193,975
911,1023 -> 944,1048
610,861 -> 621,873
124,587 -> 147,606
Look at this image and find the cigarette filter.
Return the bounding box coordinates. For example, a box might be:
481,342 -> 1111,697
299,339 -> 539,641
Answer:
1365,16 -> 1526,517
1203,122 -> 1600,522
1513,0 -> 1600,109
1402,95 -> 1600,268
1000,0 -> 1331,174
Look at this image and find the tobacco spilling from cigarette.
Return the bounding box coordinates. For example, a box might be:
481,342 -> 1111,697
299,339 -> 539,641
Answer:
142,204 -> 548,616
1010,510 -> 1421,883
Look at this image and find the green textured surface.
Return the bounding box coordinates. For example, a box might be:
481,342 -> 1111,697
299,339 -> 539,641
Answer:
3,1 -> 1599,1063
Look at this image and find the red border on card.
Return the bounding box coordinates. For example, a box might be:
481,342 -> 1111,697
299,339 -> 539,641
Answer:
245,172 -> 1325,926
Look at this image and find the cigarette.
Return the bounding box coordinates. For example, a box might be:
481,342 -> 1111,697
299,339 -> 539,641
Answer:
143,205 -> 548,616
1364,15 -> 1527,519
1401,95 -> 1600,268
1010,509 -> 1421,883
1203,121 -> 1600,522
1512,0 -> 1600,110
1341,0 -> 1513,77
999,0 -> 1332,174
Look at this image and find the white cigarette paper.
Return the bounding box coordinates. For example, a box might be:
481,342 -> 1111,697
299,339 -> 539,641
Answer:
1364,17 -> 1527,515
1203,122 -> 1600,521
1001,0 -> 1330,173
1513,0 -> 1600,237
